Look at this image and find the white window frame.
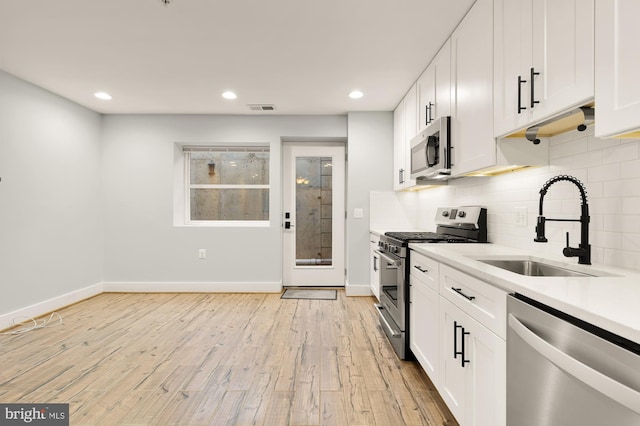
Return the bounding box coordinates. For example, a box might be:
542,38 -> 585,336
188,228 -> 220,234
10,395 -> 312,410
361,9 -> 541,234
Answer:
183,145 -> 270,227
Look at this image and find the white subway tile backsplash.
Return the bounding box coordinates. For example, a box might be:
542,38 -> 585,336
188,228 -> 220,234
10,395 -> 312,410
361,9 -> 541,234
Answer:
585,180 -> 603,198
602,215 -> 640,233
621,159 -> 640,178
603,249 -> 640,271
591,230 -> 621,250
588,163 -> 621,182
590,197 -> 621,215
413,128 -> 640,273
603,178 -> 640,197
560,138 -> 589,158
621,197 -> 640,214
551,150 -> 602,170
621,233 -> 640,252
587,133 -> 619,151
602,141 -> 639,164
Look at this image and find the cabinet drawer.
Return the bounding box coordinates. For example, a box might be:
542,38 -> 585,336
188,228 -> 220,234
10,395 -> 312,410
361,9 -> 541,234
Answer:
440,264 -> 507,339
410,250 -> 440,293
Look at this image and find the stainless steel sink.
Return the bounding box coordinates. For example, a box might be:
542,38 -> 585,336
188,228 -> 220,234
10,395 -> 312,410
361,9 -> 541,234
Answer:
478,259 -> 597,277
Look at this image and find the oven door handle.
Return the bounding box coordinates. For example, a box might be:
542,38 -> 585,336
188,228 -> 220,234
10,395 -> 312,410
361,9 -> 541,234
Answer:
376,250 -> 401,268
374,303 -> 401,337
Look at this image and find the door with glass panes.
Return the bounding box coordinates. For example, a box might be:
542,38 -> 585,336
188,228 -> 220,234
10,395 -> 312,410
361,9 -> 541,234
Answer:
282,143 -> 345,286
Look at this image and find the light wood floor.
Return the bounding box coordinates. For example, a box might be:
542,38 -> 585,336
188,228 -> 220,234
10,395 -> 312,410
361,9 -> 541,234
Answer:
0,291 -> 457,426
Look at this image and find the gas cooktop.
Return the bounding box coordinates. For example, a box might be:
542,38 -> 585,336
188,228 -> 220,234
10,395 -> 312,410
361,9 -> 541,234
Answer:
384,231 -> 475,243
381,206 -> 488,246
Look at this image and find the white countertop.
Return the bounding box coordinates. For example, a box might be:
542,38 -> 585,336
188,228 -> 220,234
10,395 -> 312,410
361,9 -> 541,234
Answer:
409,243 -> 640,345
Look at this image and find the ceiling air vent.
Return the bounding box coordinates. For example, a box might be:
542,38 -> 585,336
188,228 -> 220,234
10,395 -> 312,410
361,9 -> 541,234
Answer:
247,104 -> 276,111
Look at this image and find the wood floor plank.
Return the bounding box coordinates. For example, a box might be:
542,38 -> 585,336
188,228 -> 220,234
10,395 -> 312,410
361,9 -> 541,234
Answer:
320,346 -> 342,391
263,391 -> 294,426
0,291 -> 458,425
319,390 -> 349,426
207,390 -> 246,426
369,389 -> 408,426
273,346 -> 301,392
234,365 -> 279,425
291,344 -> 320,424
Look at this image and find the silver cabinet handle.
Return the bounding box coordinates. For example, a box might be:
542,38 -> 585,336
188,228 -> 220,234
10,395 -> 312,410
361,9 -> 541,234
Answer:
508,314 -> 640,415
414,265 -> 429,273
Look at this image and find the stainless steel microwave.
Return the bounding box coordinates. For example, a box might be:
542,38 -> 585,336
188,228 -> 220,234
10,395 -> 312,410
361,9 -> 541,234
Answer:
410,116 -> 451,181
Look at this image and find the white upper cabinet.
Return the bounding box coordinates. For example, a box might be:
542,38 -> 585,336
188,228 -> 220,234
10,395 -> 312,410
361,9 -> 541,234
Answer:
405,83 -> 418,147
531,0 -> 594,120
417,40 -> 451,133
393,99 -> 406,191
450,0 -> 496,176
494,0 -> 594,138
393,84 -> 418,190
493,0 -> 532,137
595,0 -> 640,138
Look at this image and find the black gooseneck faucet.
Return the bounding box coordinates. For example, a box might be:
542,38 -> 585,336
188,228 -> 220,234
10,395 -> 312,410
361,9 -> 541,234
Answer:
534,175 -> 591,265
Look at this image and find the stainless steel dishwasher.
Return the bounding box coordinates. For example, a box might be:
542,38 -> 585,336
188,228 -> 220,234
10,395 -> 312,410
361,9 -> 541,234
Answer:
507,294 -> 640,426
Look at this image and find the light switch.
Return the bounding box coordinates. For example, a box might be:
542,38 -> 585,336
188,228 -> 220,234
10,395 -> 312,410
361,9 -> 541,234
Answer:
353,208 -> 364,219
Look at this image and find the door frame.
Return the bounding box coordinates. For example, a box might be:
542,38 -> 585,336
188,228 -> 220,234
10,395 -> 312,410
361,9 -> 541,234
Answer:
281,141 -> 346,287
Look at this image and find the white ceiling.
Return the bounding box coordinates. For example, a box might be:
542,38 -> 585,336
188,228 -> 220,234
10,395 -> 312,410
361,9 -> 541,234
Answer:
0,0 -> 475,115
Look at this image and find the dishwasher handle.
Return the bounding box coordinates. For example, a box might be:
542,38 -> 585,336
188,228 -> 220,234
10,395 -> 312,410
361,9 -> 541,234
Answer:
508,313 -> 640,415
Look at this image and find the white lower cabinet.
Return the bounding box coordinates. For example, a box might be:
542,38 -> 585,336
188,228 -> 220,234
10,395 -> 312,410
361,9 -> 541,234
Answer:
369,233 -> 381,300
410,268 -> 440,381
410,251 -> 441,381
439,297 -> 506,426
409,249 -> 506,426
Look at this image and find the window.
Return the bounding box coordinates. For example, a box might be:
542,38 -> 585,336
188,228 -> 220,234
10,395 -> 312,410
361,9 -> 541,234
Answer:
184,145 -> 270,224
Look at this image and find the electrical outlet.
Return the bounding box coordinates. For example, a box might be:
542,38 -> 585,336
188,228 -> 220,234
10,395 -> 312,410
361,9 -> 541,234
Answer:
353,208 -> 364,219
515,207 -> 528,227
199,249 -> 206,259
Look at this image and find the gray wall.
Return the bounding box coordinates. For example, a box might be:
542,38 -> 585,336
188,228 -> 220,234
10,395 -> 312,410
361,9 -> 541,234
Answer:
101,114 -> 348,287
0,70 -> 395,321
346,112 -> 394,293
0,70 -> 103,314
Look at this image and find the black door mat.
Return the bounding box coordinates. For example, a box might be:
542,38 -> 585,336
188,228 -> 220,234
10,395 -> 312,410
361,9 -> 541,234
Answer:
280,289 -> 337,300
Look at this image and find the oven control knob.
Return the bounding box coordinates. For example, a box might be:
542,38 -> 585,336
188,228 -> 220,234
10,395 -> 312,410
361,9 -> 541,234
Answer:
391,246 -> 399,254
458,210 -> 466,218
378,241 -> 384,248
442,211 -> 449,217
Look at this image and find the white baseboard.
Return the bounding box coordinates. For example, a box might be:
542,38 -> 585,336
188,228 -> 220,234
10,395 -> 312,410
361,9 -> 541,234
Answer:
345,281 -> 373,297
102,281 -> 283,293
0,282 -> 103,332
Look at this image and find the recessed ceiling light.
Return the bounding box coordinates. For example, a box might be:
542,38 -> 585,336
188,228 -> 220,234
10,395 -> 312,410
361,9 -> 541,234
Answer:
222,91 -> 237,100
349,90 -> 364,99
94,92 -> 112,100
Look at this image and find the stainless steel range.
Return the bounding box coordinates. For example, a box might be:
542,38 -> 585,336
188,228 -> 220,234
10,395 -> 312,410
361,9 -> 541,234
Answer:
374,206 -> 488,359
